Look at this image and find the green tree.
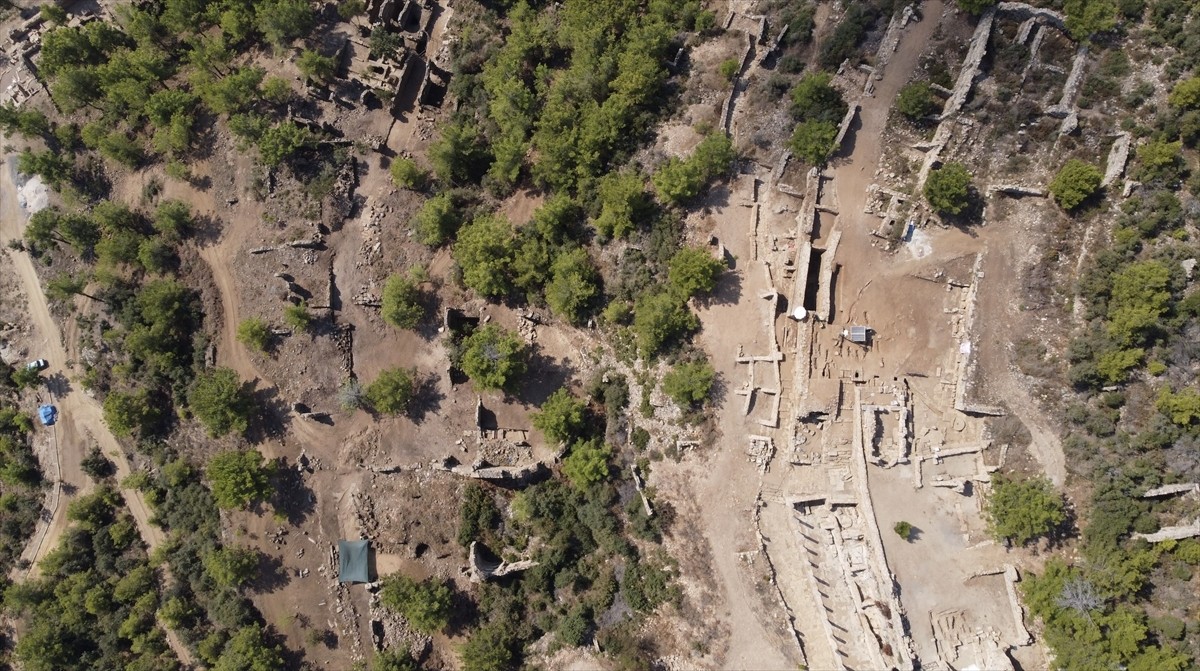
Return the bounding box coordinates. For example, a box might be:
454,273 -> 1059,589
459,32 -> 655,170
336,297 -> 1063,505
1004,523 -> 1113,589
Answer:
429,121 -> 491,184
460,621 -> 516,671
257,121 -> 314,166
1133,140 -> 1183,184
203,546 -> 261,588
365,368 -> 417,415
255,0 -> 314,48
460,325 -> 527,392
381,274 -> 425,329
633,291 -> 699,357
153,200 -> 192,240
369,26 -> 404,60
261,76 -> 292,103
986,476 -> 1066,545
562,438 -> 611,487
9,366 -> 42,390
956,0 -> 997,14
924,162 -> 973,215
661,360 -> 715,407
1169,76 -> 1200,109
413,192 -> 462,246
896,81 -> 938,119
40,5 -> 68,25
284,300 -> 313,332
373,649 -> 420,671
1157,386 -> 1200,426
789,119 -> 839,166
545,247 -> 600,324
668,247 -> 724,298
1063,0 -> 1118,40
296,49 -> 335,82
390,157 -> 428,190
206,450 -> 273,510
718,58 -> 739,82
652,158 -> 703,205
790,71 -> 847,123
236,317 -> 271,352
188,367 -> 255,437
379,574 -> 453,633
593,170 -> 648,239
454,215 -> 515,298
1106,260 -> 1170,347
531,388 -> 587,445
1049,159 -> 1103,211
339,0 -> 367,20
894,520 -> 914,540
214,624 -> 284,671
102,389 -> 159,437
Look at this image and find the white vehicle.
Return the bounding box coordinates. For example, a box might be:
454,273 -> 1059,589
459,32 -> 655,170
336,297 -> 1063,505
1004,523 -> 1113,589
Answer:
26,359 -> 48,371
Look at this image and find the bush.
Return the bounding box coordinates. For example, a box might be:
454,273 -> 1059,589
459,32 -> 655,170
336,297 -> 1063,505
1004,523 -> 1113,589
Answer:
791,71 -> 847,123
1063,0 -> 1118,40
789,119 -> 839,166
257,121 -> 314,167
379,574 -> 453,633
894,520 -> 914,541
633,291 -> 699,357
365,367 -> 417,415
296,49 -> 335,82
668,247 -> 724,298
957,0 -> 997,14
337,379 -> 365,410
460,325 -> 527,391
204,546 -> 260,588
413,193 -> 463,246
381,274 -> 424,329
188,368 -> 255,437
206,450 -> 273,510
896,81 -> 938,120
102,389 -> 159,437
562,439 -> 611,487
460,621 -> 516,671
531,388 -> 587,445
986,475 -> 1066,545
236,317 -> 271,352
661,361 -> 715,407
1049,159 -> 1103,210
1134,139 -> 1183,184
457,483 -> 500,547
718,58 -> 739,82
545,247 -> 600,324
1169,76 -> 1200,109
593,171 -> 647,239
390,157 -> 428,190
924,162 -> 973,215
454,215 -> 515,298
284,300 -> 313,331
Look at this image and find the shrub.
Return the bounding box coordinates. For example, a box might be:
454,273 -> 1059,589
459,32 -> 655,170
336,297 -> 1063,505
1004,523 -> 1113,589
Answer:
204,546 -> 260,588
1048,159 -> 1103,210
337,379 -> 365,410
1134,139 -> 1183,184
188,368 -> 254,437
896,81 -> 938,120
454,215 -> 515,297
562,439 -> 612,487
791,71 -> 847,123
460,621 -> 516,671
718,58 -> 739,82
1169,76 -> 1200,109
985,475 -> 1066,545
531,388 -> 587,445
894,520 -> 914,541
206,450 -> 273,510
102,389 -> 160,437
379,574 -> 453,633
661,361 -> 716,407
365,367 -> 417,415
413,193 -> 463,246
789,119 -> 839,166
390,157 -> 428,190
457,483 -> 500,547
296,49 -> 335,82
633,291 -> 699,357
381,274 -> 424,329
460,325 -> 527,391
284,300 -> 313,331
668,247 -> 724,298
957,0 -> 997,14
924,162 -> 973,215
236,317 -> 271,352
545,247 -> 600,324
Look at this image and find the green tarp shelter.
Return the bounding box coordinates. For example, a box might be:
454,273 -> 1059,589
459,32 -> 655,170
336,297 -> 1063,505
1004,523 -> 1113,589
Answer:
338,539 -> 369,583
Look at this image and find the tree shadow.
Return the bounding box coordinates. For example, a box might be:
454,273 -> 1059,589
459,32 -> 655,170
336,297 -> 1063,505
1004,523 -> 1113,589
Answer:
44,371 -> 72,398
270,458 -> 317,526
406,373 -> 445,424
696,266 -> 743,308
191,213 -> 226,247
515,349 -> 576,407
247,382 -> 292,444
249,551 -> 292,594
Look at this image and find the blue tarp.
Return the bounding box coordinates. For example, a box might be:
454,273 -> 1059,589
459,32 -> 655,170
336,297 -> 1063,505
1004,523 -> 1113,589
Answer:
38,405 -> 56,426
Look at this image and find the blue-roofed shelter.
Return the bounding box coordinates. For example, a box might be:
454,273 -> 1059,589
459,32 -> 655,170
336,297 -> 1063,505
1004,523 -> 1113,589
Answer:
338,539 -> 370,583
38,405 -> 57,426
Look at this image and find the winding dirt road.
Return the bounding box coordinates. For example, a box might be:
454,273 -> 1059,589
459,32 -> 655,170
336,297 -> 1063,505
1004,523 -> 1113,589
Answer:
0,159 -> 165,560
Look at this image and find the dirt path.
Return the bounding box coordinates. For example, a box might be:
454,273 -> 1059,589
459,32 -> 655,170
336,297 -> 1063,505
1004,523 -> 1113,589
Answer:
1,157 -> 163,558
1,156 -> 193,665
